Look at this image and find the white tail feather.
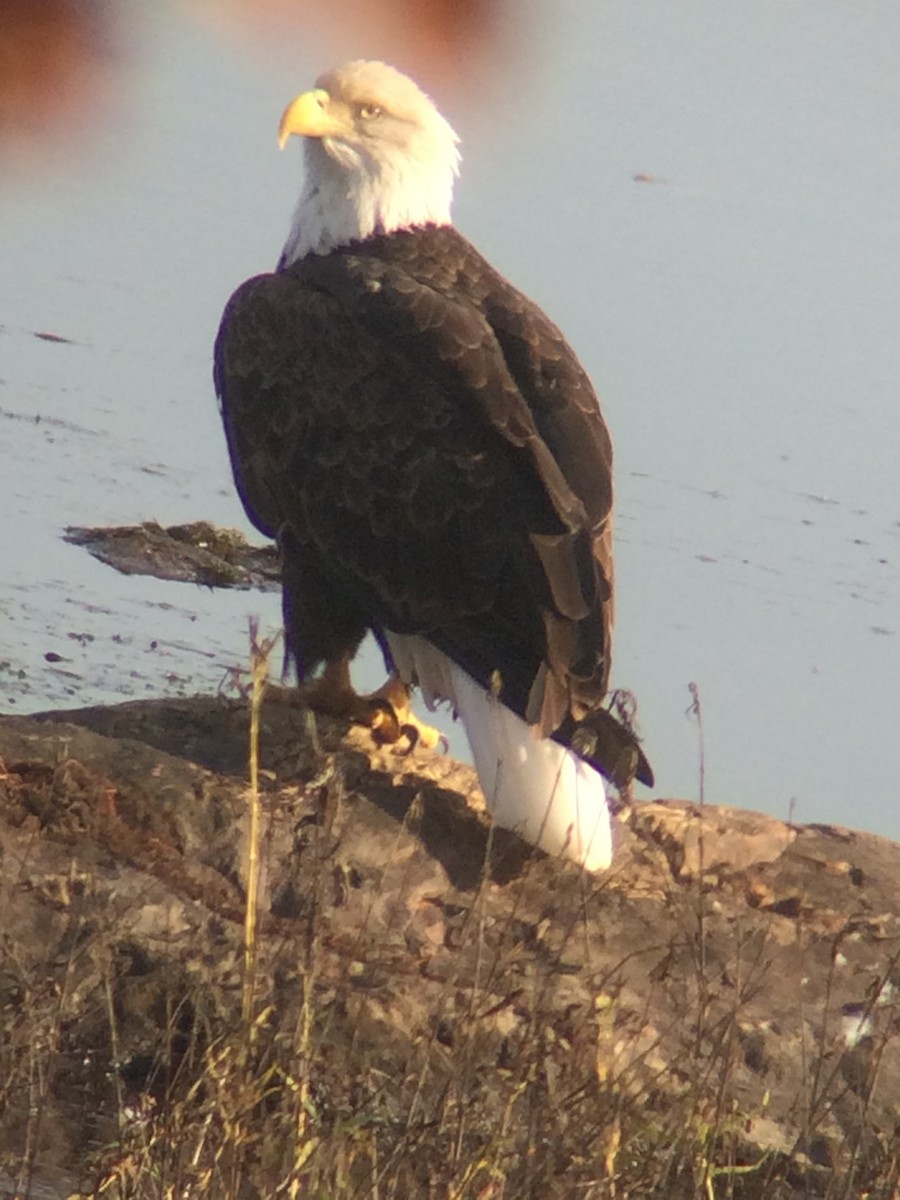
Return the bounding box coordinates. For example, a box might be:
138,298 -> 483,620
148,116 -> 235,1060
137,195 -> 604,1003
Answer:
386,633 -> 612,871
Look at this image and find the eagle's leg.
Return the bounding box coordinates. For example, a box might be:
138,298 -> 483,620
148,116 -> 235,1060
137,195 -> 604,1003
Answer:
268,654 -> 446,752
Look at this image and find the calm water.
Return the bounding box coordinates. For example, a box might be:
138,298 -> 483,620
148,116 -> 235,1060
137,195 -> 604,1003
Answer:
2,1 -> 899,837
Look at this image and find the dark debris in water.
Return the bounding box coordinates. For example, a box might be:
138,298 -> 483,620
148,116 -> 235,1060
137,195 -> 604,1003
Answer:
65,520 -> 280,591
33,330 -> 76,344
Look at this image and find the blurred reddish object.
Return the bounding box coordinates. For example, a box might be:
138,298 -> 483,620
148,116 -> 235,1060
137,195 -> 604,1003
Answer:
0,0 -> 116,167
0,0 -> 510,173
188,0 -> 499,93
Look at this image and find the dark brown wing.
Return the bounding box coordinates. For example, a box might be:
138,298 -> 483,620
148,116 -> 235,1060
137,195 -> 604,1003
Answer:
214,226 -> 614,731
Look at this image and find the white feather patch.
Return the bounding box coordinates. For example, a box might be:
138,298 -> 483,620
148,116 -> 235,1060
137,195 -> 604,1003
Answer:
385,633 -> 613,871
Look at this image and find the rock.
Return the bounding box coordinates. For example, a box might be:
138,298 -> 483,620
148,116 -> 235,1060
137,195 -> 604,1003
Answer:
1,695 -> 898,1198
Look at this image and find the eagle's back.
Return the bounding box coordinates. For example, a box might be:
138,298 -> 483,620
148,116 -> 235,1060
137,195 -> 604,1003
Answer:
215,225 -> 614,728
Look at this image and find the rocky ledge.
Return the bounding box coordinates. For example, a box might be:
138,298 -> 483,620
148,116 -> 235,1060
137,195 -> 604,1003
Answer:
1,694 -> 898,1198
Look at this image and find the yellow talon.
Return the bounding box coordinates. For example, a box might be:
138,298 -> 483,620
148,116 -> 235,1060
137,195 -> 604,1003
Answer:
266,654 -> 446,754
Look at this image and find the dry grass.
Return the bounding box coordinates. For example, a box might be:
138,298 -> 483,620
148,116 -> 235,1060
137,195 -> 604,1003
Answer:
1,661 -> 899,1199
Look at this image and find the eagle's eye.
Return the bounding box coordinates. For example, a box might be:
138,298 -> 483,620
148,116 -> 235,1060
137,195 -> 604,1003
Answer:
358,103 -> 383,121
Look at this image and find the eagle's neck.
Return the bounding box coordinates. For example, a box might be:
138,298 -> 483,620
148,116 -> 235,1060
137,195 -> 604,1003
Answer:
279,138 -> 455,266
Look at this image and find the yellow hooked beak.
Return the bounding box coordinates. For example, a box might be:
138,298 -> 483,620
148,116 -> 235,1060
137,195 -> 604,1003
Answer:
278,88 -> 349,148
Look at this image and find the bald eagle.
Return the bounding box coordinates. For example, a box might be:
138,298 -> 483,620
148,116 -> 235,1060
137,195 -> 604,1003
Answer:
215,61 -> 651,871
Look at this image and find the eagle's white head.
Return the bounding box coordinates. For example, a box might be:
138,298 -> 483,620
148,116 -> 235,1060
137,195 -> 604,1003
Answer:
278,60 -> 460,265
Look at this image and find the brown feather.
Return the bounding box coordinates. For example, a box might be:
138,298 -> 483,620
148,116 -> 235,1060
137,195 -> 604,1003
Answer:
215,226 -> 618,741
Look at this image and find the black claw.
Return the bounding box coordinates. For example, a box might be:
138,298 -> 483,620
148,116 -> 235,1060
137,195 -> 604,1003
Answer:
392,722 -> 420,756
367,698 -> 402,745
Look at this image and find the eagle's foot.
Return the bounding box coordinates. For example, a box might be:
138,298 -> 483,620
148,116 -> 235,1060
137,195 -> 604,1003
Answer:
366,675 -> 448,755
269,661 -> 447,754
